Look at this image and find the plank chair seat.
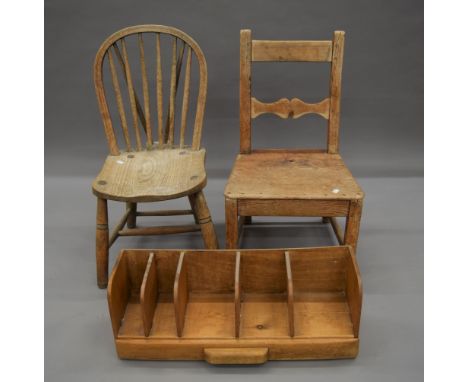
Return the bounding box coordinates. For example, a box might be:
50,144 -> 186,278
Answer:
224,30 -> 364,250
92,25 -> 218,288
225,152 -> 363,200
93,148 -> 206,202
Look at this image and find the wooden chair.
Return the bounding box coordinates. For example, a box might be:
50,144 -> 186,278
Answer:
224,30 -> 364,250
93,25 -> 218,288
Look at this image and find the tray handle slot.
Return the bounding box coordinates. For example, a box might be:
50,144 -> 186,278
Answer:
139,252 -> 158,337
204,347 -> 268,365
107,251 -> 130,338
345,247 -> 362,337
284,251 -> 295,337
234,251 -> 241,337
173,251 -> 188,337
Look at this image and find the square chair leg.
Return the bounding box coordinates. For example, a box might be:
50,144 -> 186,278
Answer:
344,199 -> 363,252
225,198 -> 238,249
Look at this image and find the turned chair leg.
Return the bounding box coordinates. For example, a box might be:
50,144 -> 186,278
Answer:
188,194 -> 199,224
225,198 -> 239,249
192,191 -> 218,249
96,198 -> 109,289
126,202 -> 137,228
344,199 -> 363,252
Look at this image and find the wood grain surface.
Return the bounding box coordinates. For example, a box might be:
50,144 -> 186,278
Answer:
107,246 -> 362,361
224,152 -> 364,200
92,148 -> 207,202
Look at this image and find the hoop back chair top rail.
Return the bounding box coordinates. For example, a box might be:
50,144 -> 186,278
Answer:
94,24 -> 208,155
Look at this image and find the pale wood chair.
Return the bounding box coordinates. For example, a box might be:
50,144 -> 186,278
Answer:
93,25 -> 218,288
225,30 -> 364,250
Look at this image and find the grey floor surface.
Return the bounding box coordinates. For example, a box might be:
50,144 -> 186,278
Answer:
45,176 -> 423,382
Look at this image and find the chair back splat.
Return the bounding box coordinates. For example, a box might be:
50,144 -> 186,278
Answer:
94,25 -> 207,155
239,29 -> 345,154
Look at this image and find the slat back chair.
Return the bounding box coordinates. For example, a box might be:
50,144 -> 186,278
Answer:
224,29 -> 364,250
240,29 -> 343,154
92,25 -> 218,288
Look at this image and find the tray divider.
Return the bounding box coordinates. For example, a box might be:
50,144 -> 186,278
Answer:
173,251 -> 188,337
284,251 -> 295,338
139,252 -> 158,337
234,251 -> 241,338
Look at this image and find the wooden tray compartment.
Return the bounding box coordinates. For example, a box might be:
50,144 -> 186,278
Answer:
108,246 -> 362,363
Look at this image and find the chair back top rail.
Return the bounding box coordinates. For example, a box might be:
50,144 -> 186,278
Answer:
252,40 -> 333,62
94,25 -> 207,155
240,29 -> 345,154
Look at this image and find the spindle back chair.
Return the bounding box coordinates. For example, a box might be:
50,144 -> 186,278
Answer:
94,24 -> 207,153
92,25 -> 218,288
224,29 -> 364,250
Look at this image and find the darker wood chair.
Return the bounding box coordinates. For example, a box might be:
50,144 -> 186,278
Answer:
224,29 -> 364,250
93,25 -> 218,288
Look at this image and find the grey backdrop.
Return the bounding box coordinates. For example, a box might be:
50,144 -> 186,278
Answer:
45,0 -> 423,381
45,0 -> 423,178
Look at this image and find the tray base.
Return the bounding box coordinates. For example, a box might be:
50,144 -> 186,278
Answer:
115,337 -> 359,362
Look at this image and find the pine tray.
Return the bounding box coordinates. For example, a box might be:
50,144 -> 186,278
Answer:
107,246 -> 362,364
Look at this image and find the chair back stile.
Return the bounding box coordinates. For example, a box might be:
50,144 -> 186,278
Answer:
239,29 -> 345,154
94,25 -> 208,155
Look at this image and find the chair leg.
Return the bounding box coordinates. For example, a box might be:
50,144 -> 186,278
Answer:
344,199 -> 363,252
126,202 -> 137,228
192,191 -> 218,249
188,194 -> 199,224
225,197 -> 239,249
96,198 -> 109,289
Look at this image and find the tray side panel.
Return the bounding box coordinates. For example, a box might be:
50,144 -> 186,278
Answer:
240,250 -> 286,293
108,251 -> 131,337
346,248 -> 362,337
185,251 -> 236,293
289,251 -> 347,292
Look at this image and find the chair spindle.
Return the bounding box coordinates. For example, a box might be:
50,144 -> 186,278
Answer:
180,48 -> 192,148
138,33 -> 152,149
112,43 -> 147,135
121,38 -> 143,151
165,39 -> 186,146
166,38 -> 178,145
156,33 -> 164,148
108,49 -> 132,151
